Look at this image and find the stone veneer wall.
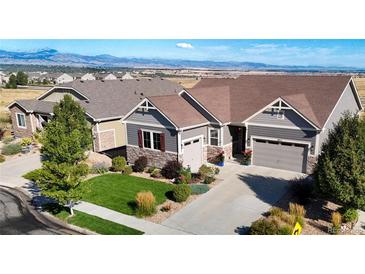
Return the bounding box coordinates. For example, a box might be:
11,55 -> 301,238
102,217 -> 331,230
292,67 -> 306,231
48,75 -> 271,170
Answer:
10,105 -> 35,138
205,143 -> 233,163
126,146 -> 179,168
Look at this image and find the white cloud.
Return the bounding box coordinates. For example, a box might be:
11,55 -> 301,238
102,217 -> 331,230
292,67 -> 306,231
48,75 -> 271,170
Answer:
176,42 -> 193,49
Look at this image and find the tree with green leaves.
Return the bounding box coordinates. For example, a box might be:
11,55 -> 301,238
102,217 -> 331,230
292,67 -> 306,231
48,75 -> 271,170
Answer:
16,71 -> 28,85
314,112 -> 365,210
5,75 -> 17,89
36,95 -> 92,214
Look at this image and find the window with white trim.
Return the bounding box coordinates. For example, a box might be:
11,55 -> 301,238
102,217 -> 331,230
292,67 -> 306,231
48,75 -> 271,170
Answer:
16,113 -> 26,128
209,128 -> 219,146
143,130 -> 162,150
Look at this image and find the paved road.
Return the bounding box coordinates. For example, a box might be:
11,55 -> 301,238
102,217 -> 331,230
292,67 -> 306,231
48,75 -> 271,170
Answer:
0,187 -> 82,235
162,164 -> 303,235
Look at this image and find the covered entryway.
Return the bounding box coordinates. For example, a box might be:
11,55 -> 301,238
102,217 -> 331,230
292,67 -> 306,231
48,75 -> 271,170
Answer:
182,137 -> 203,172
252,138 -> 308,173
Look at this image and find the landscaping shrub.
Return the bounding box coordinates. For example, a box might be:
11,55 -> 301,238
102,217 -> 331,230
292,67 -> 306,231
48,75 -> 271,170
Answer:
78,163 -> 90,176
190,184 -> 209,195
289,203 -> 306,227
342,208 -> 358,223
147,166 -> 156,173
132,156 -> 148,172
111,156 -> 127,172
1,143 -> 22,155
176,167 -> 192,184
172,184 -> 191,202
150,168 -> 161,178
289,176 -> 314,204
91,163 -> 109,174
214,167 -> 220,175
0,154 -> 5,163
249,218 -> 279,235
278,225 -> 292,235
2,136 -> 13,144
269,207 -> 284,218
123,165 -> 133,175
135,191 -> 156,217
20,137 -> 32,146
203,176 -> 215,184
161,160 -> 182,179
198,164 -> 215,179
331,211 -> 342,234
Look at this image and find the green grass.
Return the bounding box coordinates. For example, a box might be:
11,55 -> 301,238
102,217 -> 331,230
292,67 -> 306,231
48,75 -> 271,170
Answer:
83,173 -> 174,216
45,204 -> 143,235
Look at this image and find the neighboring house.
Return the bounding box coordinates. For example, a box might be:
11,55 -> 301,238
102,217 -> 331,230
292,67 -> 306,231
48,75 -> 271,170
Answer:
121,72 -> 134,80
123,75 -> 362,173
26,72 -> 43,83
94,72 -> 117,81
0,71 -> 5,84
40,73 -> 74,84
8,78 -> 183,156
80,73 -> 96,81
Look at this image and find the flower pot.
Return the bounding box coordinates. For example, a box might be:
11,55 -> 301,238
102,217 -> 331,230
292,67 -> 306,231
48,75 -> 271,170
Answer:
217,161 -> 224,167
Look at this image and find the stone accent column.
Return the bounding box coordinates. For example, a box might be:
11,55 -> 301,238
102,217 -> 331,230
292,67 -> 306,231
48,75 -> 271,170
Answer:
206,146 -> 224,163
307,155 -> 317,174
223,143 -> 233,160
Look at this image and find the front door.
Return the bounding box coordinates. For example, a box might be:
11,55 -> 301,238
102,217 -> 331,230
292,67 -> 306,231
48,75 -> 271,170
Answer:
231,126 -> 245,155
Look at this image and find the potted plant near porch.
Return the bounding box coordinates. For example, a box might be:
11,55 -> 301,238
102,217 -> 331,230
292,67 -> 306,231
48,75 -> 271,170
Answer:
241,149 -> 252,166
216,152 -> 225,167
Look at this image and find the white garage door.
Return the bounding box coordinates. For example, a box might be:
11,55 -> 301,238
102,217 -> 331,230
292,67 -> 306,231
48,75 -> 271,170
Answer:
253,139 -> 308,173
182,138 -> 203,172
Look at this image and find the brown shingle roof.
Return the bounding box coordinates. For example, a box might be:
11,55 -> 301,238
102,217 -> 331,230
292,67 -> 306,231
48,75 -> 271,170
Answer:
59,78 -> 184,120
13,99 -> 56,114
148,94 -> 208,128
190,75 -> 352,128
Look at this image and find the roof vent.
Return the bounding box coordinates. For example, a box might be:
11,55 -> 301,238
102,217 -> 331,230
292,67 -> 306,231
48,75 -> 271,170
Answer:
80,80 -> 84,83
134,91 -> 137,94
101,79 -> 104,82
140,92 -> 144,96
120,79 -> 123,81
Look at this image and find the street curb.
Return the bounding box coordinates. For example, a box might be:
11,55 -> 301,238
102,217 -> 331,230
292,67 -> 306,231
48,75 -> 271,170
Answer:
0,185 -> 94,235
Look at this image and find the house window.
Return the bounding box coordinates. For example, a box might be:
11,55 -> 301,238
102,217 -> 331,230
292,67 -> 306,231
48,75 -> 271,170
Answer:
276,110 -> 285,119
209,128 -> 219,146
143,131 -> 152,148
16,113 -> 26,128
143,130 -> 162,150
153,132 -> 161,150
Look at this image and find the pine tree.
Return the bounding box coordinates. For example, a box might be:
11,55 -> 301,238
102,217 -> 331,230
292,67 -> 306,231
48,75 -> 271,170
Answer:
314,112 -> 365,209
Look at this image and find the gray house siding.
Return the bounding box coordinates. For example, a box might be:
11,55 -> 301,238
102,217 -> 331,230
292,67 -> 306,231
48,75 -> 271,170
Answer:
247,125 -> 317,154
181,92 -> 220,124
248,109 -> 315,129
125,109 -> 175,128
126,123 -> 178,153
318,82 -> 362,151
40,88 -> 86,102
181,126 -> 208,143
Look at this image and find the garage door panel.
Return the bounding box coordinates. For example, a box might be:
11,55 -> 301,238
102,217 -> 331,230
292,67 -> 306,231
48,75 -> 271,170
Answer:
253,139 -> 307,173
182,138 -> 202,172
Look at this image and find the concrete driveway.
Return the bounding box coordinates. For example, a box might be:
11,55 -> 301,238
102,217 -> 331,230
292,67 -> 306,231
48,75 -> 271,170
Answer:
162,163 -> 303,235
0,152 -> 42,188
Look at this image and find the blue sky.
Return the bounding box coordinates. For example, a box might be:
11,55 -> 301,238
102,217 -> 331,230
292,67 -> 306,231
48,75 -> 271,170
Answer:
1,39 -> 365,67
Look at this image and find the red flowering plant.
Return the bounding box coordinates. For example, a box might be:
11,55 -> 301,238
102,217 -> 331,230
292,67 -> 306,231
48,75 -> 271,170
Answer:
241,149 -> 252,165
217,151 -> 225,163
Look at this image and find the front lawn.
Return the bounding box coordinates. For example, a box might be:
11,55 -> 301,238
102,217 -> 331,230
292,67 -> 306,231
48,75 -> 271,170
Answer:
83,173 -> 174,216
47,204 -> 143,235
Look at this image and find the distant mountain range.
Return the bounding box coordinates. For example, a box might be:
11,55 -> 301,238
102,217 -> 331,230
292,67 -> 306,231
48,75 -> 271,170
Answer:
0,48 -> 364,72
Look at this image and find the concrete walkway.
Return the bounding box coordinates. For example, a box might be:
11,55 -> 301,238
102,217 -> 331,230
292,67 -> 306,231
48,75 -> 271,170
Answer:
74,201 -> 190,235
0,152 -> 42,188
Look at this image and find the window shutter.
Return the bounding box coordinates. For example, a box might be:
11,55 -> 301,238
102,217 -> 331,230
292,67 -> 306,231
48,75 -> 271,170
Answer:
138,129 -> 143,148
160,133 -> 165,152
